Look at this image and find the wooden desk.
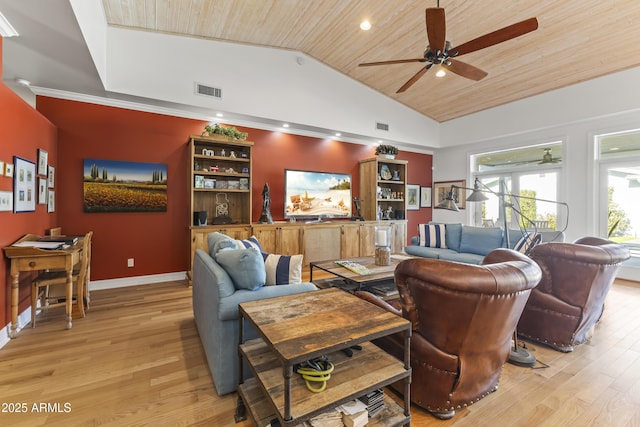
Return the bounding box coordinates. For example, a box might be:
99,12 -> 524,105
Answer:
3,234 -> 83,338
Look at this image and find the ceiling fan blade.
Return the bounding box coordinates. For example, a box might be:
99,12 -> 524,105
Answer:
446,59 -> 488,81
397,65 -> 431,93
359,58 -> 425,67
451,17 -> 538,57
425,8 -> 446,53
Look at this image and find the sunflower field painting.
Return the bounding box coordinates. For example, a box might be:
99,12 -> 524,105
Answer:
83,159 -> 168,212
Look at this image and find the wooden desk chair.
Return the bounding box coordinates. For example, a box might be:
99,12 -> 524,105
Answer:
47,227 -> 63,236
31,231 -> 93,328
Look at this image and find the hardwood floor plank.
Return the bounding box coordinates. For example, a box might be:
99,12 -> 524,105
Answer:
0,278 -> 638,426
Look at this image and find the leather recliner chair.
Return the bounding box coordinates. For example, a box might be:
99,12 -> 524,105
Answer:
517,236 -> 630,352
356,248 -> 541,419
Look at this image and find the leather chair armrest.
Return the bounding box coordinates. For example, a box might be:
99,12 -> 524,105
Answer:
354,291 -> 402,317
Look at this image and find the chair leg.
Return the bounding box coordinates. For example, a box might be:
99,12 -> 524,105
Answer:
31,283 -> 38,328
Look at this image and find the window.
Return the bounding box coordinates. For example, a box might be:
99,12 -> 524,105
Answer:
597,129 -> 640,257
470,142 -> 564,231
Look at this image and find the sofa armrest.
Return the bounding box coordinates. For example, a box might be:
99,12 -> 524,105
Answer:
354,291 -> 402,317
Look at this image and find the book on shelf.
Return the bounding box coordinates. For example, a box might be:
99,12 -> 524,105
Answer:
369,283 -> 398,297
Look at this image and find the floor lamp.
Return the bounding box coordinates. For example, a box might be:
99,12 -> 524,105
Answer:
437,177 -> 569,367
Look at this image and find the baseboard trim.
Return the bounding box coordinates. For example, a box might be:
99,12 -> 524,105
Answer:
88,271 -> 188,291
1,306 -> 34,350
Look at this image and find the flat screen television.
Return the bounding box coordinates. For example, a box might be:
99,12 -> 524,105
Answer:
284,169 -> 352,220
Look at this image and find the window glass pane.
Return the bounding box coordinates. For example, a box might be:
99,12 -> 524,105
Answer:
599,130 -> 640,159
518,173 -> 558,229
477,176 -> 511,227
473,142 -> 562,172
607,166 -> 640,244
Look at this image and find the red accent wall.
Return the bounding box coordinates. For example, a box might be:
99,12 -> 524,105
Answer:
36,97 -> 433,284
1,37 -> 59,325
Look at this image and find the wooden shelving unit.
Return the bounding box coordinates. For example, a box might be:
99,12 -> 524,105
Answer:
187,134 -> 254,280
359,157 -> 408,221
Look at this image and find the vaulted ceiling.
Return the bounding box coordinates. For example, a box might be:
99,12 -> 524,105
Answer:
100,0 -> 640,122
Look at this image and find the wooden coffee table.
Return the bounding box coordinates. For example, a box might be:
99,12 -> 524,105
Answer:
236,288 -> 411,427
310,254 -> 413,295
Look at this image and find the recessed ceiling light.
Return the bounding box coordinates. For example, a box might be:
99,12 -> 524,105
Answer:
610,147 -> 620,151
16,78 -> 31,86
360,20 -> 371,31
335,133 -> 341,137
283,123 -> 290,128
216,113 -> 223,117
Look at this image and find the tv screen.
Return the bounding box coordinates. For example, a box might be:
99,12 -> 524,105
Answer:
284,169 -> 352,219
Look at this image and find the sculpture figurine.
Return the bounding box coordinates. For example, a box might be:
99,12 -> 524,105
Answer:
258,183 -> 273,224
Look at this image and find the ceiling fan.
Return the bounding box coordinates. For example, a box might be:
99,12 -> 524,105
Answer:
358,1 -> 538,93
538,148 -> 561,164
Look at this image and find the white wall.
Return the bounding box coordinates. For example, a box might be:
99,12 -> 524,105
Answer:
433,67 -> 640,280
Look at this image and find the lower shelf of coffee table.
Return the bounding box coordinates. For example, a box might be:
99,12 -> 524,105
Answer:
238,338 -> 410,426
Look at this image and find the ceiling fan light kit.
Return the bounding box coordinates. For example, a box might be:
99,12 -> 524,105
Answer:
359,3 -> 538,93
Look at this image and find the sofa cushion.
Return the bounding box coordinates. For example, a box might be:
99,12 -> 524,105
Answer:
459,226 -> 504,256
215,248 -> 266,291
405,245 -> 457,259
443,223 -> 463,252
263,253 -> 303,285
418,224 -> 447,248
437,251 -> 485,265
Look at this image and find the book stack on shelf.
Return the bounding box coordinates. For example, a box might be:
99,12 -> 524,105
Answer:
358,389 -> 386,418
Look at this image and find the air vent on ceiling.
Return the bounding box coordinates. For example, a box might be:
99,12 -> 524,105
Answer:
196,83 -> 222,99
376,121 -> 389,132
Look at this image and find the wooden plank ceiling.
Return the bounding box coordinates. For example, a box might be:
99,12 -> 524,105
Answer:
102,0 -> 640,123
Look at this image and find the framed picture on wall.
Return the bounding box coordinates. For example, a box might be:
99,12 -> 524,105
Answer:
37,149 -> 48,176
0,191 -> 13,212
434,180 -> 467,210
48,165 -> 55,188
406,184 -> 420,210
420,186 -> 432,208
13,156 -> 36,213
48,190 -> 55,213
38,177 -> 48,204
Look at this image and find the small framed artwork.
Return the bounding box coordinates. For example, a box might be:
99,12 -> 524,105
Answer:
406,184 -> 420,210
38,177 -> 48,204
48,165 -> 55,188
0,191 -> 13,211
0,161 -> 4,176
37,149 -> 48,176
13,156 -> 36,213
434,180 -> 467,210
47,190 -> 55,213
5,163 -> 14,177
420,186 -> 432,208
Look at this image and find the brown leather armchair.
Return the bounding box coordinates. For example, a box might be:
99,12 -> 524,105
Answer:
517,236 -> 630,352
356,248 -> 541,419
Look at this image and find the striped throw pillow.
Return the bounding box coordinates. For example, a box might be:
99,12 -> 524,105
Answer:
262,253 -> 303,286
513,232 -> 541,255
418,224 -> 447,248
234,235 -> 263,252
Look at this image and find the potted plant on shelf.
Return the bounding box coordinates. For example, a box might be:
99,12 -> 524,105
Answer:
202,124 -> 248,141
375,144 -> 399,159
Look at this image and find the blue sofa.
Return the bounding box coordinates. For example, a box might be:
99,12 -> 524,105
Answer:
405,223 -> 564,264
192,232 -> 317,395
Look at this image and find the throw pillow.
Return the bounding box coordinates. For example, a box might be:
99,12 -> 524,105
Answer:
234,235 -> 263,252
263,253 -> 303,286
207,232 -> 236,257
215,247 -> 266,291
514,232 -> 542,255
418,224 -> 447,248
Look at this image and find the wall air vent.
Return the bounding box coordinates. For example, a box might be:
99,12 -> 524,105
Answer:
195,83 -> 222,99
376,121 -> 389,132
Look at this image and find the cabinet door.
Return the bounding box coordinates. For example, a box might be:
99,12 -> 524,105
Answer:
277,226 -> 302,255
359,223 -> 377,257
252,227 -> 277,253
341,224 -> 361,258
390,221 -> 407,253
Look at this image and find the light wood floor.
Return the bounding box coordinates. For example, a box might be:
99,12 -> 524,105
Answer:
1,277 -> 639,427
